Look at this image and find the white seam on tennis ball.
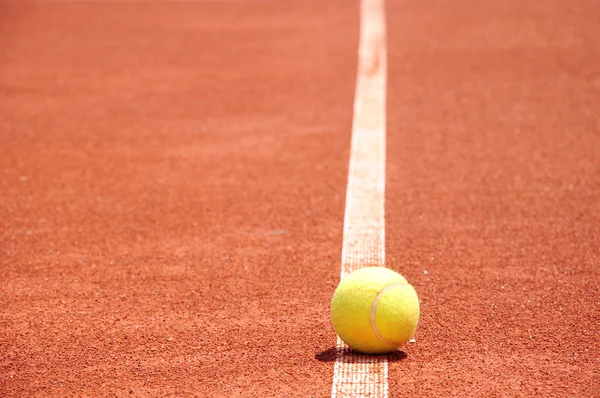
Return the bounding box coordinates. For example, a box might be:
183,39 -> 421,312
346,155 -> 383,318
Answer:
370,283 -> 405,346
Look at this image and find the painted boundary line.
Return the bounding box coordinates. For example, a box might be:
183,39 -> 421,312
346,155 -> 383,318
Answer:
331,0 -> 388,397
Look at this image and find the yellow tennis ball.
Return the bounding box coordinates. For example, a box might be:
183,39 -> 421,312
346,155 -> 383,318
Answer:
331,266 -> 420,354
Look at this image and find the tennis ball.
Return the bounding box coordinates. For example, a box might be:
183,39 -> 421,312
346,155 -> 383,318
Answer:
331,266 -> 420,354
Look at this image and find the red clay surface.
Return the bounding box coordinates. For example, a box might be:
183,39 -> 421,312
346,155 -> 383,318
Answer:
1,0 -> 598,397
385,1 -> 599,396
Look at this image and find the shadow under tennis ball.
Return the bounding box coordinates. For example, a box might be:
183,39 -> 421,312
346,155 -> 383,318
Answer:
315,346 -> 407,362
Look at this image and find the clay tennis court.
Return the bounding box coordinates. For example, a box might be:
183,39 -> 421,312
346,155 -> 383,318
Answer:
1,0 -> 599,396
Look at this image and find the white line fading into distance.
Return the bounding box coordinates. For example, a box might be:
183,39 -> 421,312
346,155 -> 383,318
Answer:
331,0 -> 388,397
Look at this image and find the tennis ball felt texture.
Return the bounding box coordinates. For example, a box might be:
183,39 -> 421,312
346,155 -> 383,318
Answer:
331,267 -> 420,354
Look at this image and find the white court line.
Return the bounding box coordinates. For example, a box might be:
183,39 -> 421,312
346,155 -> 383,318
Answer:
331,0 -> 388,397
